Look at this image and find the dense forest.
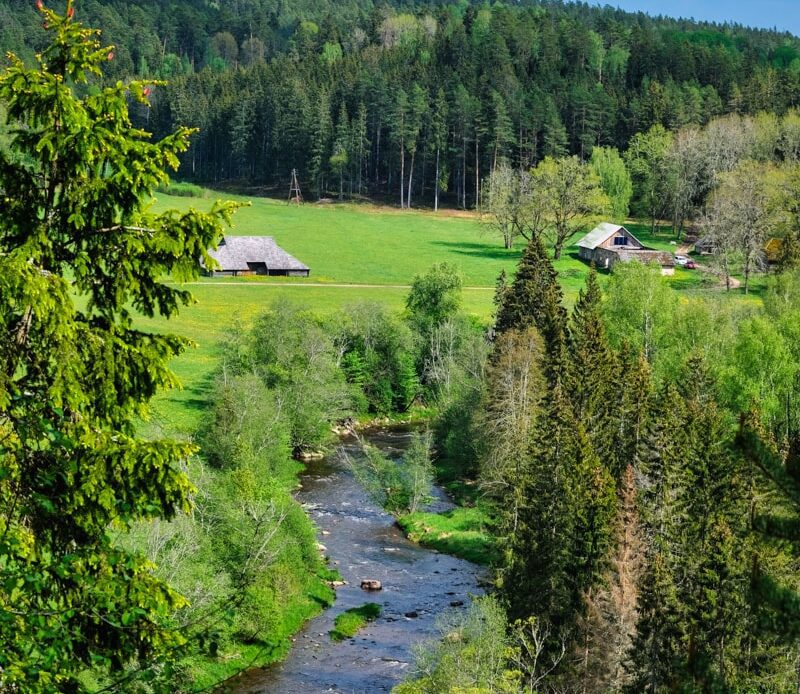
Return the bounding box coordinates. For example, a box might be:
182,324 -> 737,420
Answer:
4,0 -> 800,203
5,2 -> 800,693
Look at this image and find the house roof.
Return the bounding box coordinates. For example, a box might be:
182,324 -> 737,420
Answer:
615,249 -> 675,267
577,222 -> 640,250
206,236 -> 309,272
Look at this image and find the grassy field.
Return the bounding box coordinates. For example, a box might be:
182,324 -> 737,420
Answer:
140,192 -> 761,432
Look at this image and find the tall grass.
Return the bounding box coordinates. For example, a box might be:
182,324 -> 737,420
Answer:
155,181 -> 207,198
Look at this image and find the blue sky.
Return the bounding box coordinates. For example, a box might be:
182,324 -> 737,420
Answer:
601,1 -> 800,36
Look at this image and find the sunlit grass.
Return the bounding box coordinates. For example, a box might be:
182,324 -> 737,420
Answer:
329,603 -> 382,641
398,507 -> 498,566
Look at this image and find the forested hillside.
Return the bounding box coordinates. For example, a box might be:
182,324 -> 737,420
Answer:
6,3 -> 800,692
4,0 -> 800,202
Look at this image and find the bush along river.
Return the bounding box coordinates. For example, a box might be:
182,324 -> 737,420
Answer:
228,428 -> 486,693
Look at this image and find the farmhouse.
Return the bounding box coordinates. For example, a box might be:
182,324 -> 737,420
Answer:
205,236 -> 310,277
577,223 -> 675,275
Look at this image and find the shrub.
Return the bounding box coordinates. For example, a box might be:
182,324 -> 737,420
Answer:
329,603 -> 381,641
155,181 -> 207,197
347,431 -> 434,514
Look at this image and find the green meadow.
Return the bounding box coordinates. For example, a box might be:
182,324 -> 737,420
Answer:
139,192 -> 759,432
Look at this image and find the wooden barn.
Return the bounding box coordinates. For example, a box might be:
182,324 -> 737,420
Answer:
205,236 -> 310,277
577,223 -> 675,275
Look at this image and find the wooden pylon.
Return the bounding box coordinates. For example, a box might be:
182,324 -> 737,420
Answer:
288,168 -> 303,204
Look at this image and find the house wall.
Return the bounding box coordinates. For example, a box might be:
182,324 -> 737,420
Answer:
578,246 -> 595,262
598,228 -> 643,250
592,247 -> 620,269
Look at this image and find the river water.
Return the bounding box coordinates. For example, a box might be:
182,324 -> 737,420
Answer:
229,428 -> 486,694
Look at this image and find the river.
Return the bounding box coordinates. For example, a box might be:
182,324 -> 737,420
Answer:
229,428 -> 486,694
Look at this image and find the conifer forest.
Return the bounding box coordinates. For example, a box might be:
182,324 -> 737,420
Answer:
3,1 -> 800,693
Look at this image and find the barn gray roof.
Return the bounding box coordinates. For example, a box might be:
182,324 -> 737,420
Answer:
206,236 -> 309,272
577,222 -> 641,250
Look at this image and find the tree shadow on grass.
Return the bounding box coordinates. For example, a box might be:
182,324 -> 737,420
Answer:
430,240 -> 522,261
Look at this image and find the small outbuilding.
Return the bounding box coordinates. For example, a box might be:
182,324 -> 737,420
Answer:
577,223 -> 675,275
205,236 -> 310,277
764,237 -> 784,265
694,237 -> 716,255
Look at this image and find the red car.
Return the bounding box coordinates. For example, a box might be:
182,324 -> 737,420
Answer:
684,260 -> 697,269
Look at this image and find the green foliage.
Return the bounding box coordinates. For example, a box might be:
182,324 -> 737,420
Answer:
348,431 -> 434,515
720,315 -> 796,430
154,181 -> 208,198
221,299 -> 355,453
589,146 -> 633,220
329,603 -> 381,641
393,596 -> 518,694
148,350 -> 336,686
603,260 -> 678,366
398,507 -> 498,565
625,125 -> 673,228
628,365 -> 751,691
495,235 -> 567,379
566,268 -> 618,466
501,383 -> 616,631
406,262 -> 463,337
339,302 -> 419,414
531,155 -> 610,260
0,6 -> 238,690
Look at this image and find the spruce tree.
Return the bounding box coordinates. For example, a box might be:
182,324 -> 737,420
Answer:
566,267 -> 617,466
677,359 -> 749,689
494,234 -> 567,381
609,343 -> 653,479
574,464 -> 645,692
626,385 -> 688,692
629,366 -> 751,691
0,5 -> 237,689
502,383 -> 616,642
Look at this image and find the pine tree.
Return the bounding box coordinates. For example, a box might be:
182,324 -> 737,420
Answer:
626,385 -> 688,692
308,88 -> 332,198
354,101 -> 369,196
391,87 -> 409,207
566,267 -> 617,466
430,88 -> 449,212
406,83 -> 428,208
490,90 -> 514,173
502,383 -> 616,647
494,235 -> 567,377
330,101 -> 350,199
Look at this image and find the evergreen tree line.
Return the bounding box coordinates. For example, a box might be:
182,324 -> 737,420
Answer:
403,245 -> 800,691
123,1 -> 800,205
